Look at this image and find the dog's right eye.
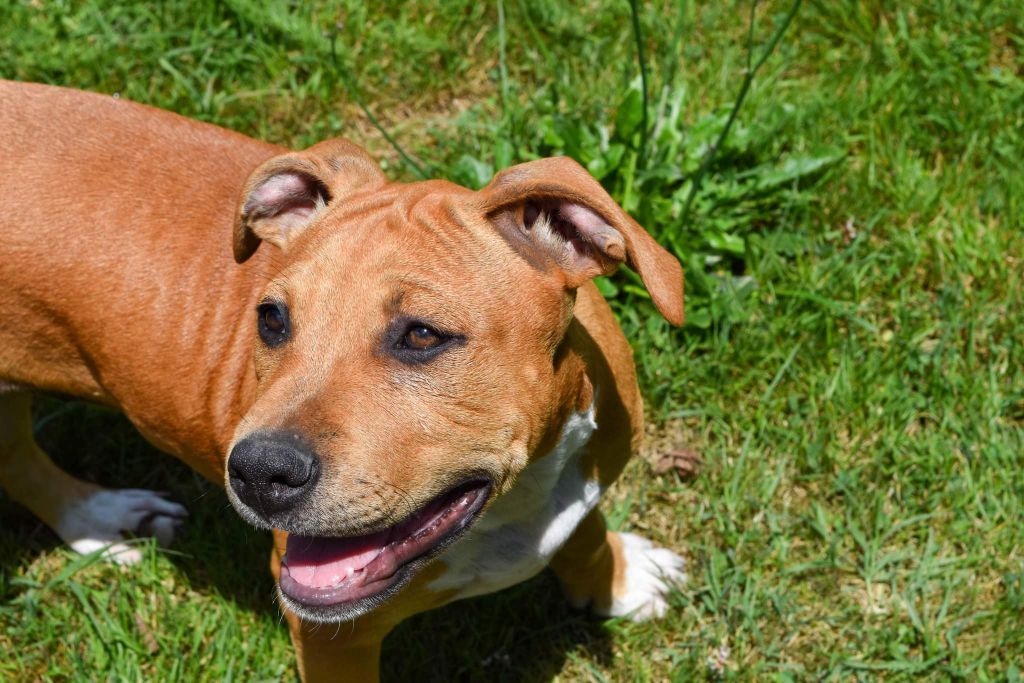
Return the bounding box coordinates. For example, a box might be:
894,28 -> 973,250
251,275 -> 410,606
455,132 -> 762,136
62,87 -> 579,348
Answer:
257,302 -> 290,347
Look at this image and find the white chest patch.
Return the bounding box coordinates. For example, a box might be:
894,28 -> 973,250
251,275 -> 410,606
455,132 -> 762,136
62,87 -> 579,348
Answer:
429,406 -> 602,600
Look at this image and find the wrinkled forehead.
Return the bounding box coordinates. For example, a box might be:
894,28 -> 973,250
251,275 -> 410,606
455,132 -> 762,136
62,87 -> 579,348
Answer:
266,181 -> 560,328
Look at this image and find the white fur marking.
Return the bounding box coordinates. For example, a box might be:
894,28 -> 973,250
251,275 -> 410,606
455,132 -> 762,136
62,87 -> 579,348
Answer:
603,532 -> 686,621
56,489 -> 187,565
430,406 -> 601,598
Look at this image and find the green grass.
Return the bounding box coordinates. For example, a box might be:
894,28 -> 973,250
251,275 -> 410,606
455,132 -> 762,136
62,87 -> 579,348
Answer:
2,0 -> 1023,680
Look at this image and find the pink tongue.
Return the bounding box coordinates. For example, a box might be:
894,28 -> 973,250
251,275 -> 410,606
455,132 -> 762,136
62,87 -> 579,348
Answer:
285,532 -> 391,588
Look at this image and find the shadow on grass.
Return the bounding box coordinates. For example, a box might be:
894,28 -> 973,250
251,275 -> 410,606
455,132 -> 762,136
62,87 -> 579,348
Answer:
0,397 -> 277,614
384,573 -> 613,683
1,397 -> 613,681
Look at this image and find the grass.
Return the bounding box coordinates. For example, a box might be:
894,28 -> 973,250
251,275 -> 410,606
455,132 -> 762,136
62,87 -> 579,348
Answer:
2,0 -> 1023,680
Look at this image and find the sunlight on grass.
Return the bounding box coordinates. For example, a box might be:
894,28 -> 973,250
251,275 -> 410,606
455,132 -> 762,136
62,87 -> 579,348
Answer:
1,1 -> 1022,680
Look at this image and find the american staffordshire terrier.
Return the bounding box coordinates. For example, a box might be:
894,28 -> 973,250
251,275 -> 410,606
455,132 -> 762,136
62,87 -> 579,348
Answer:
0,80 -> 685,681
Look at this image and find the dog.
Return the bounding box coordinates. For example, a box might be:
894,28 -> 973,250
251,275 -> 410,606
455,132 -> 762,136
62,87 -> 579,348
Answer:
0,79 -> 686,681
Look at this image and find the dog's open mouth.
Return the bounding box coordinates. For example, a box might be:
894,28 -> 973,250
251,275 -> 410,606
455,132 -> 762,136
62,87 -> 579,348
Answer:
278,479 -> 490,616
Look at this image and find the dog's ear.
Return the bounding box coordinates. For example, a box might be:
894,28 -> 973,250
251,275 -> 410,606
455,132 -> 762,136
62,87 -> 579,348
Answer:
233,139 -> 385,263
479,157 -> 684,325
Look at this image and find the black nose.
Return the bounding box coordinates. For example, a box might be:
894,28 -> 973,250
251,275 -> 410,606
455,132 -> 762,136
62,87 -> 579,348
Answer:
228,432 -> 320,517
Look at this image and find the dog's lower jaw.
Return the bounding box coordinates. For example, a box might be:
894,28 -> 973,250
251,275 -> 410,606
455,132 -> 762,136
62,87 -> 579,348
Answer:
277,561 -> 417,624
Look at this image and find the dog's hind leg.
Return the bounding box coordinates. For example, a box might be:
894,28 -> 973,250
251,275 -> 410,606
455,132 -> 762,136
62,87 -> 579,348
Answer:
0,392 -> 187,564
550,507 -> 686,621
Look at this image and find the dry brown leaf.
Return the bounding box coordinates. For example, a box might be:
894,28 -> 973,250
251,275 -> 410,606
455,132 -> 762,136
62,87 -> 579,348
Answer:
654,448 -> 703,480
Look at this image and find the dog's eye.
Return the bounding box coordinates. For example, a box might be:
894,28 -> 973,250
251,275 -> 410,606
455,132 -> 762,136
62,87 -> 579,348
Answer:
387,319 -> 462,364
402,325 -> 443,351
257,302 -> 289,347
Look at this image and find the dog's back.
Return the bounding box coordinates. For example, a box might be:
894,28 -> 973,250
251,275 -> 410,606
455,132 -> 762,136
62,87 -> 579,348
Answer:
0,80 -> 278,472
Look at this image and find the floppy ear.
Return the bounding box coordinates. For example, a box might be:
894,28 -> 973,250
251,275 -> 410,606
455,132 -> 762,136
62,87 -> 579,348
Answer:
233,139 -> 386,263
479,157 -> 684,326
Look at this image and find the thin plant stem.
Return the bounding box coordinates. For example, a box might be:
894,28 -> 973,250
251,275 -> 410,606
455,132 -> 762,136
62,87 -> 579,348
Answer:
680,0 -> 802,226
663,0 -> 691,88
629,0 -> 650,167
498,0 -> 510,121
329,27 -> 430,179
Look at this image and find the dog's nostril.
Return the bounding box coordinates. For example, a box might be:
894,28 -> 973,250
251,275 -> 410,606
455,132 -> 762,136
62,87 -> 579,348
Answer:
269,460 -> 314,488
228,461 -> 246,484
227,433 -> 320,516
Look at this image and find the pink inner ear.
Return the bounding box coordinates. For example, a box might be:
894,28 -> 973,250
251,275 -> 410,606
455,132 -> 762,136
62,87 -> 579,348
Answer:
245,172 -> 321,221
558,202 -> 627,262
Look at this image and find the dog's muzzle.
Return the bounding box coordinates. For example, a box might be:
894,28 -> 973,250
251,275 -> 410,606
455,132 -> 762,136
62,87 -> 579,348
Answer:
227,431 -> 320,519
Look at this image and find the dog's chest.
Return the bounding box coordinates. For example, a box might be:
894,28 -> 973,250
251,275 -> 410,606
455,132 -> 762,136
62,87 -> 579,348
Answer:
429,408 -> 602,600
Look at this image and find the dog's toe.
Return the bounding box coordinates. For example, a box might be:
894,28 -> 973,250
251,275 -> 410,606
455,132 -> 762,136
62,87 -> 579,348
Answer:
55,489 -> 188,564
136,511 -> 185,547
602,532 -> 686,622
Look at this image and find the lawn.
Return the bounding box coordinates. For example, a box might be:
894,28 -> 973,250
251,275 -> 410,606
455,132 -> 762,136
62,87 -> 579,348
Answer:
1,1 -> 1022,680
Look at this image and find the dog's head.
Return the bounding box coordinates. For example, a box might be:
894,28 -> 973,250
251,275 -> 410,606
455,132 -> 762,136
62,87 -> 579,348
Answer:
224,139 -> 682,622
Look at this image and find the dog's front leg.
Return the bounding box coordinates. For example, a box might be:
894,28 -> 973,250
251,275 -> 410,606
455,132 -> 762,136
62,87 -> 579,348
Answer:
550,507 -> 686,621
0,393 -> 187,564
284,612 -> 383,683
270,530 -> 388,683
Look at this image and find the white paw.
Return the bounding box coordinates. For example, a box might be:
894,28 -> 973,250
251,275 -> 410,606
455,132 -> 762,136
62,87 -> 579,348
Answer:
55,489 -> 188,565
604,532 -> 686,621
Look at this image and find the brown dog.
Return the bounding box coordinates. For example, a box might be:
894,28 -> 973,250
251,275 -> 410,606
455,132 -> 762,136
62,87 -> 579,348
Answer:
0,80 -> 685,680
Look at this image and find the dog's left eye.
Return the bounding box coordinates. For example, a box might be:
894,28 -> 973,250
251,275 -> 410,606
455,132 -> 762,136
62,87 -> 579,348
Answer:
387,319 -> 461,364
257,302 -> 290,347
402,325 -> 443,351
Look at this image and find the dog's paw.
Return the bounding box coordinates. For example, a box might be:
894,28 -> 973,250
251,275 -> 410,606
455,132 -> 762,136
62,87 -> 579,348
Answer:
603,532 -> 686,621
55,489 -> 188,564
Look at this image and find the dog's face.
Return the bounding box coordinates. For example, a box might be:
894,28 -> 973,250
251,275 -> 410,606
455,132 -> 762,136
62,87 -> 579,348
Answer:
223,139 -> 682,622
